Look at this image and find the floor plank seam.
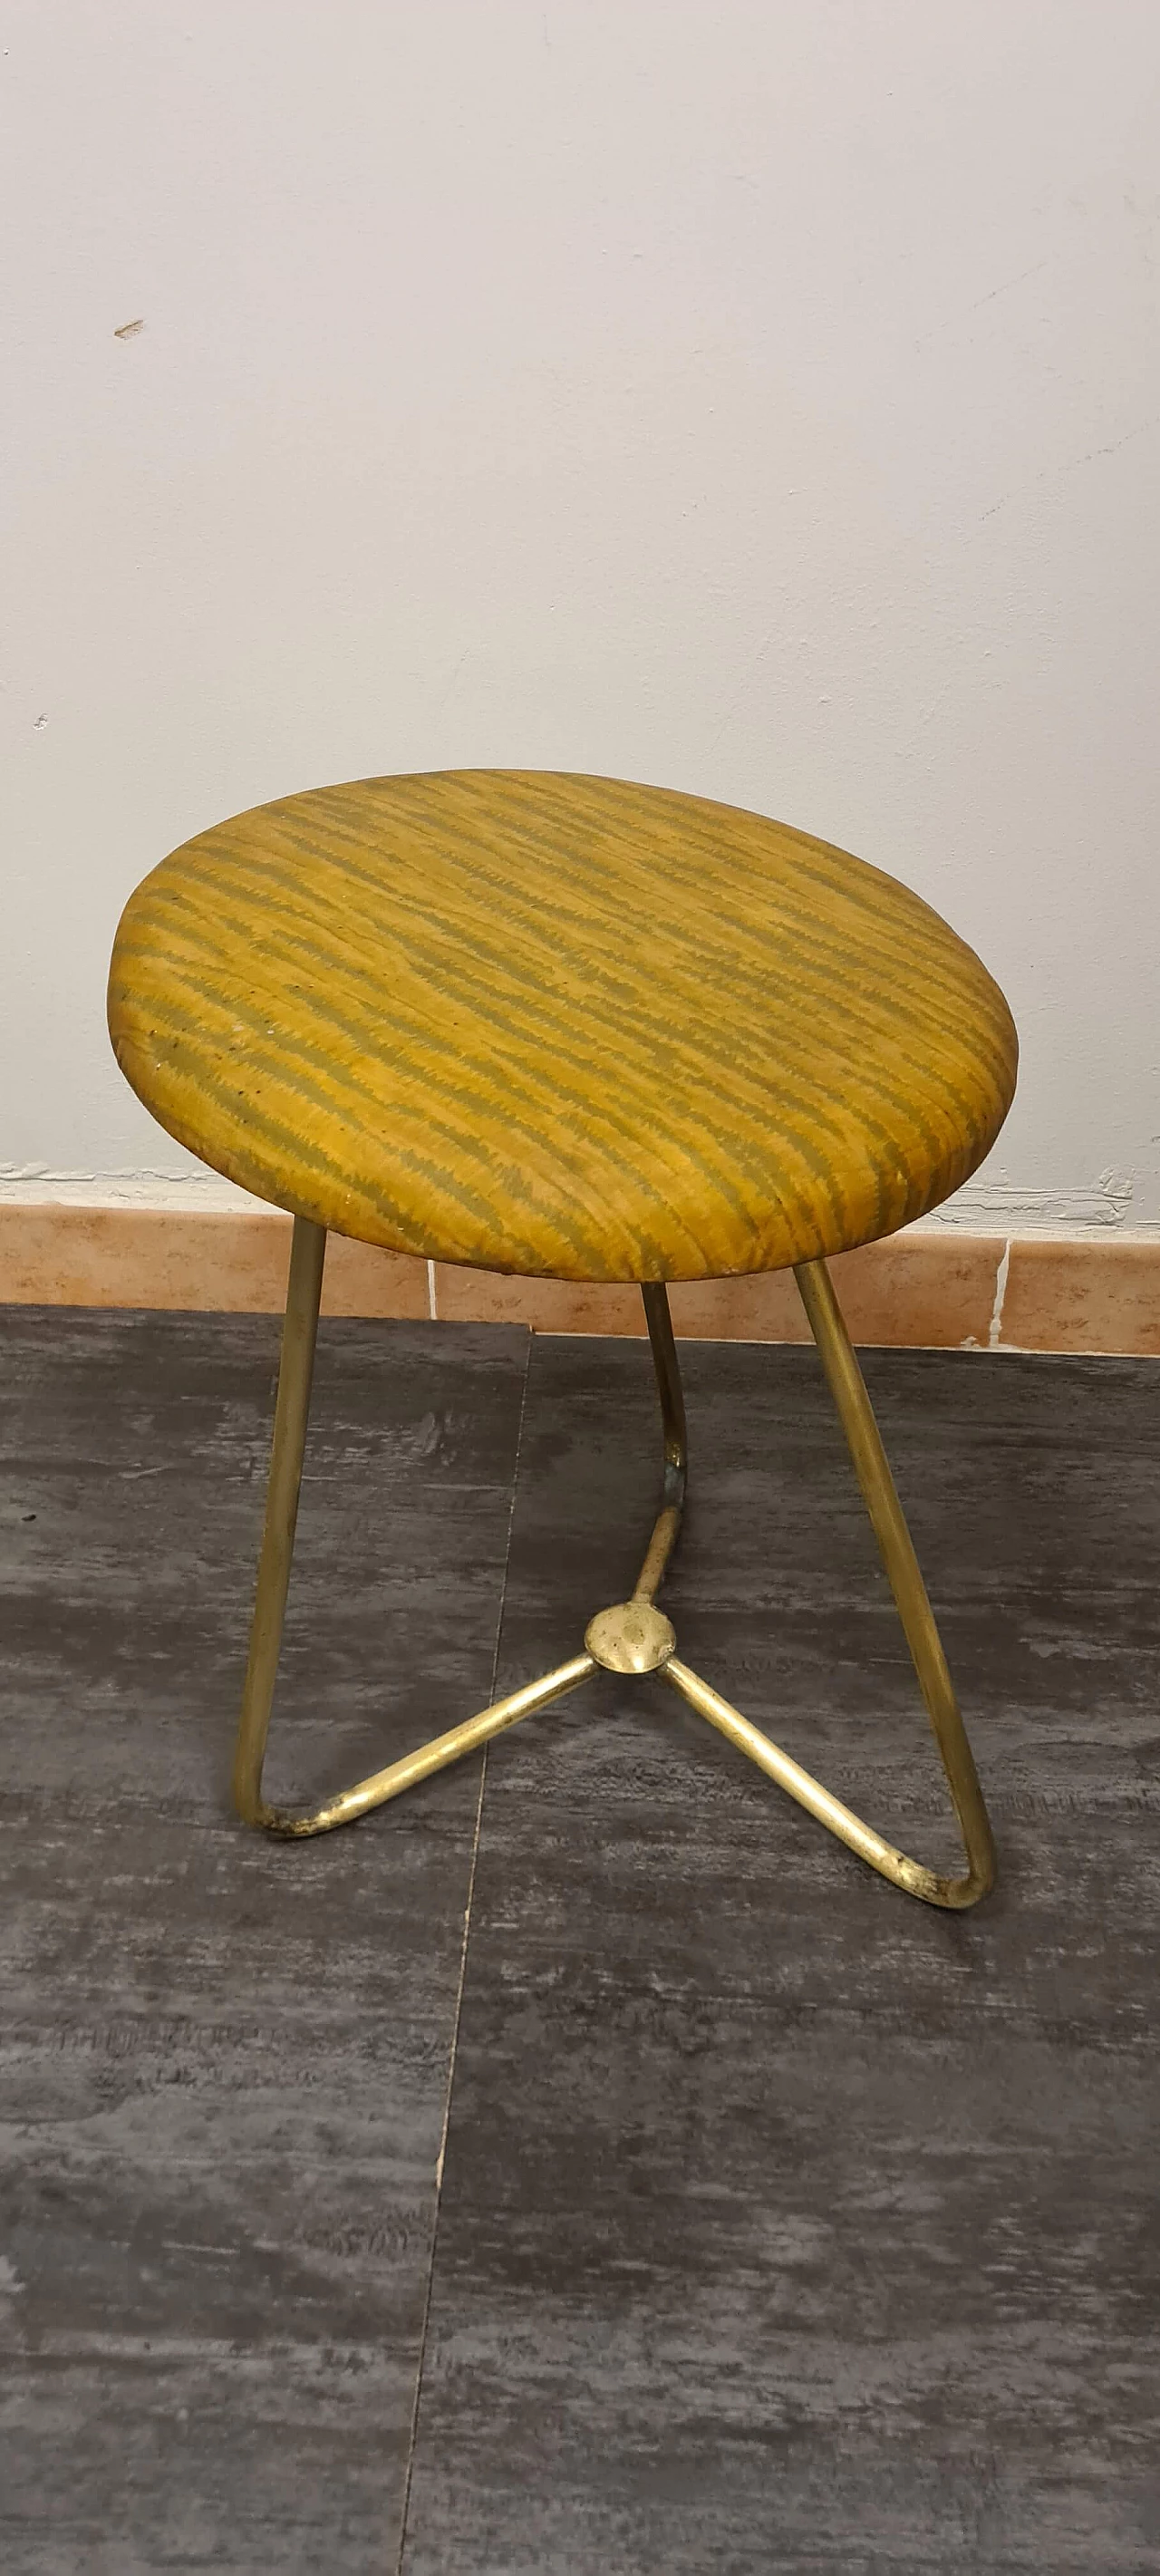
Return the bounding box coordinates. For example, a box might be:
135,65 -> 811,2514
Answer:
393,1329 -> 534,2575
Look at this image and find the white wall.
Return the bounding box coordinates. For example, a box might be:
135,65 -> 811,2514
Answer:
3,0 -> 1158,1232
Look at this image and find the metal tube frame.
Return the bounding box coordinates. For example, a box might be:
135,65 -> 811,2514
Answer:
233,1217 -> 995,1907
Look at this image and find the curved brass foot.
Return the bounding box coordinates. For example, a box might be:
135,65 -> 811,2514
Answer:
231,1215 -> 591,1835
662,1256 -> 992,1910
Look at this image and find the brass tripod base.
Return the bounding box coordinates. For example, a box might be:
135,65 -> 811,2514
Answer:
233,1224 -> 996,1911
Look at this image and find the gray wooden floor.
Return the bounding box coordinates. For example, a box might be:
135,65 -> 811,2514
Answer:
1,1309 -> 1157,2573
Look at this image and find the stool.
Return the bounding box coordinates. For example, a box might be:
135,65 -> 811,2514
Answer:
108,770 -> 1017,1909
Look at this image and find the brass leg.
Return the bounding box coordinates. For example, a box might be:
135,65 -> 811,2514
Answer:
634,1282 -> 688,1603
233,1235 -> 994,1905
233,1215 -> 324,1825
232,1216 -> 592,1837
580,1282 -> 690,1679
662,1257 -> 995,1909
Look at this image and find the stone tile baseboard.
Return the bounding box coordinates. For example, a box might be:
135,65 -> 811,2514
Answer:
0,1205 -> 1156,1354
0,1206 -> 428,1321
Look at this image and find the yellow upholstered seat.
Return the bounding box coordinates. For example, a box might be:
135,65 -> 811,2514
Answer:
108,770 -> 1017,1283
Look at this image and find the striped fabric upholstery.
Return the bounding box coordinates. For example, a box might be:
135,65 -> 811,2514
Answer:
107,770 -> 1017,1283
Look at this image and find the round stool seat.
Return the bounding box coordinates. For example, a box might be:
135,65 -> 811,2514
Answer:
108,770 -> 1017,1283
